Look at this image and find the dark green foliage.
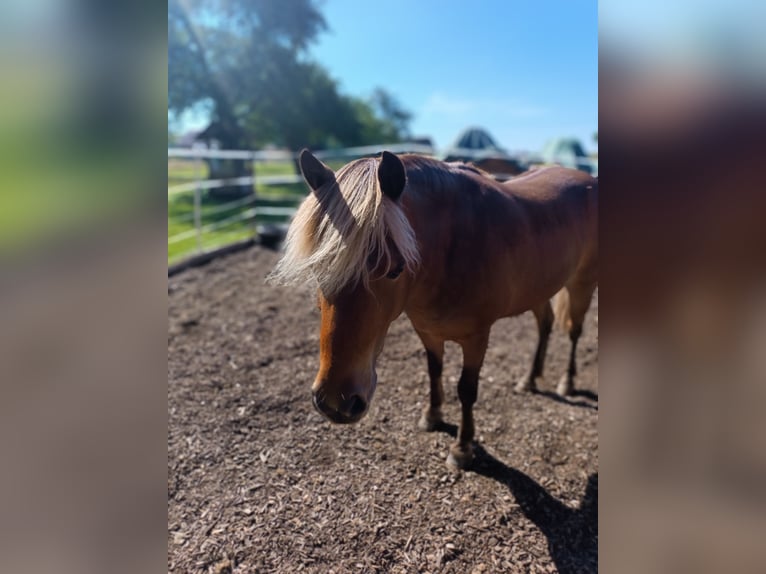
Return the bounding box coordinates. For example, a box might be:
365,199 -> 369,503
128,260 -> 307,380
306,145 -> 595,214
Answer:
168,0 -> 410,150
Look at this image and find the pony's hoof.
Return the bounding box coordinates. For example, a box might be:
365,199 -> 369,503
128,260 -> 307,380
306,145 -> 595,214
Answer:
514,379 -> 537,393
557,375 -> 574,397
418,408 -> 444,432
446,445 -> 474,470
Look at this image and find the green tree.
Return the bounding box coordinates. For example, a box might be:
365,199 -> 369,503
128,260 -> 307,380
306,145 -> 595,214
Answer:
369,88 -> 412,141
169,0 -> 326,146
168,0 -> 411,155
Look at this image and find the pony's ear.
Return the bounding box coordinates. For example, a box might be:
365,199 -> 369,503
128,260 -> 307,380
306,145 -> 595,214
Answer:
377,151 -> 406,201
299,148 -> 334,191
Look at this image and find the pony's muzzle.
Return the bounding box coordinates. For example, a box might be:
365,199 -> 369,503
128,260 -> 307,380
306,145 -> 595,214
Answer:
312,391 -> 368,424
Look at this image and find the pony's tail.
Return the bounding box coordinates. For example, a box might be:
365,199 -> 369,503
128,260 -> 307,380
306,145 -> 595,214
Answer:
553,288 -> 572,332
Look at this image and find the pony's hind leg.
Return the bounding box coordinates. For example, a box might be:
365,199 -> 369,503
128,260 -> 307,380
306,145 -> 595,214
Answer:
515,301 -> 554,393
447,330 -> 490,470
557,283 -> 597,396
415,331 -> 445,431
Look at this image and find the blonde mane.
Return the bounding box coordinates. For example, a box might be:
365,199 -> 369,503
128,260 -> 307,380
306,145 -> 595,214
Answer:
268,157 -> 420,296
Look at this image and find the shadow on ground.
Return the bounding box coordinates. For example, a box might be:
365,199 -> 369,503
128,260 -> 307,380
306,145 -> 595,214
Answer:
435,423 -> 598,574
473,445 -> 598,574
532,388 -> 599,410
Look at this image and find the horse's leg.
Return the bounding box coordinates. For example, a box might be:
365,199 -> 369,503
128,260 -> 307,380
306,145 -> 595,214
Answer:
515,301 -> 554,393
447,331 -> 490,470
557,283 -> 597,396
415,330 -> 445,431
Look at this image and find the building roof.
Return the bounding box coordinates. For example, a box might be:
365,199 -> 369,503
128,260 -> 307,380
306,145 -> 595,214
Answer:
442,127 -> 510,161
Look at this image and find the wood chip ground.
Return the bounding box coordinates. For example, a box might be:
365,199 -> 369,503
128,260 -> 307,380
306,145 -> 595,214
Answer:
169,247 -> 598,573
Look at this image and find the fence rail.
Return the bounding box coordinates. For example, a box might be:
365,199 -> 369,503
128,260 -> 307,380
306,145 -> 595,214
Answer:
169,193 -> 257,225
168,207 -> 257,245
167,142 -> 440,264
167,142 -> 435,161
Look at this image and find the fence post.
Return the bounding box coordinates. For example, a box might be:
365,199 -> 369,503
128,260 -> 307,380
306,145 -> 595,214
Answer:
251,151 -> 258,238
194,179 -> 203,255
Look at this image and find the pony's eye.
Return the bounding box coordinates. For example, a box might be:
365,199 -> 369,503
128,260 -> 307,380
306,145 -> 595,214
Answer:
386,262 -> 404,279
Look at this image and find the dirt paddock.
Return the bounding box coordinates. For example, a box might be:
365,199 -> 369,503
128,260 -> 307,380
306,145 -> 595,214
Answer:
168,246 -> 598,573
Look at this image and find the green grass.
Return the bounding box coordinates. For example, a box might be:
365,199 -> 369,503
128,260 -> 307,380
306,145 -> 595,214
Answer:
167,160 -> 308,264
167,161 -> 206,186
166,157 -> 361,264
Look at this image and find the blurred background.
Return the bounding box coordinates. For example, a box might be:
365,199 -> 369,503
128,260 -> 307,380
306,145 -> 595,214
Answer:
0,2 -> 167,573
600,1 -> 766,573
0,0 -> 163,260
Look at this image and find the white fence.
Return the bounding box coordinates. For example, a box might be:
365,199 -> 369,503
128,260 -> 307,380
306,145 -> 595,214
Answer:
167,143 -> 436,261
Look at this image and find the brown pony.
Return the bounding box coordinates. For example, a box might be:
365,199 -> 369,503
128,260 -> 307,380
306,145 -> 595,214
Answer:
270,150 -> 597,469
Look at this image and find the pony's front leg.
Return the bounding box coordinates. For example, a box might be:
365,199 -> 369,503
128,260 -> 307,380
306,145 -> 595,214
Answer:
416,335 -> 446,431
447,331 -> 489,470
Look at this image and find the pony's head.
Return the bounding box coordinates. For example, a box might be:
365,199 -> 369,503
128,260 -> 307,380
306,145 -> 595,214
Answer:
269,150 -> 420,423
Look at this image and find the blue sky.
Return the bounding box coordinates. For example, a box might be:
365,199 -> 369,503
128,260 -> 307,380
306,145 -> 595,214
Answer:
312,0 -> 597,152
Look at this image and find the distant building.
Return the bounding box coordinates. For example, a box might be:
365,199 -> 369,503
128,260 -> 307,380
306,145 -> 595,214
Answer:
174,129 -> 205,149
176,121 -> 253,198
442,127 -> 525,179
540,137 -> 595,175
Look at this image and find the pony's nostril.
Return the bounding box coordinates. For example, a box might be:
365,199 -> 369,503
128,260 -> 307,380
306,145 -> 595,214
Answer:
346,395 -> 367,418
312,391 -> 328,416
